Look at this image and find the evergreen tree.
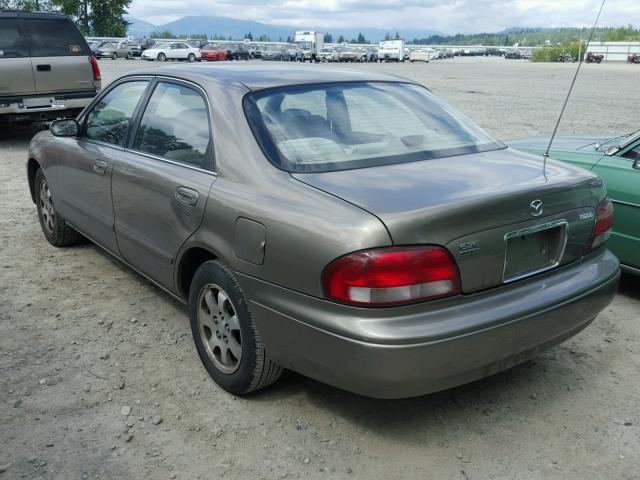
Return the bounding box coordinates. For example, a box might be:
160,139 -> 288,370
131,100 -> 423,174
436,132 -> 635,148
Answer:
90,0 -> 129,36
324,33 -> 333,43
50,0 -> 130,36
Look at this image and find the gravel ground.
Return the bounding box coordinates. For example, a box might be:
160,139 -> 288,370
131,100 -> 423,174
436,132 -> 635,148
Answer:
1,56 -> 639,480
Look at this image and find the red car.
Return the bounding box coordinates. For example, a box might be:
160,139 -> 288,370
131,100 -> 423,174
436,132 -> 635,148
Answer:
200,43 -> 228,62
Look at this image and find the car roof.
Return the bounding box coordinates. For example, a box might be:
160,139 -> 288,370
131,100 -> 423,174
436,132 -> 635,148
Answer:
124,64 -> 412,91
0,10 -> 70,19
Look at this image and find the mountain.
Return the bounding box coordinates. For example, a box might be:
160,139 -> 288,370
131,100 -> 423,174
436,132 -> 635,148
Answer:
126,16 -> 157,38
158,16 -> 292,40
125,15 -> 439,42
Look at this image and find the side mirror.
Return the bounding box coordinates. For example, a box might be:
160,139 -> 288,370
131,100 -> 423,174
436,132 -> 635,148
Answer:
50,118 -> 78,137
634,155 -> 640,171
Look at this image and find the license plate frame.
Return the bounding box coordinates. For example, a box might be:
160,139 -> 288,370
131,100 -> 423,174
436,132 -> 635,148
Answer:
23,97 -> 52,108
503,220 -> 568,283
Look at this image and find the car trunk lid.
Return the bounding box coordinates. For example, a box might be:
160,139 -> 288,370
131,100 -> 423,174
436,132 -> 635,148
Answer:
293,148 -> 604,293
20,15 -> 97,95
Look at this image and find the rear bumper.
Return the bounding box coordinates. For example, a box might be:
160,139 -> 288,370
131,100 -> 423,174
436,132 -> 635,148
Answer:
238,248 -> 619,398
0,91 -> 96,123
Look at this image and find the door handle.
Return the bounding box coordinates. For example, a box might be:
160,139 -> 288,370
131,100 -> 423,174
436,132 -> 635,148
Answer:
36,64 -> 51,72
93,160 -> 107,175
175,186 -> 199,206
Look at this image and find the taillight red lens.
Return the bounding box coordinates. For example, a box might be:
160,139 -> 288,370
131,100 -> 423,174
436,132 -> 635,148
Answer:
591,198 -> 614,249
89,55 -> 101,81
322,246 -> 461,307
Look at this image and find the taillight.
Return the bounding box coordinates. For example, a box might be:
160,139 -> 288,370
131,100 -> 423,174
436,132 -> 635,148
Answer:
322,246 -> 461,307
89,55 -> 101,82
591,198 -> 614,249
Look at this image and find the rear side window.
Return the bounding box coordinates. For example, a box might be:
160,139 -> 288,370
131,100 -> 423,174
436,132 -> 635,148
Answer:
0,18 -> 28,58
85,81 -> 148,146
21,18 -> 88,57
132,82 -> 211,170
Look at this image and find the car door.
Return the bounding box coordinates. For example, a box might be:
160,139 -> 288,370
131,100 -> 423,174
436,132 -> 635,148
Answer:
111,79 -> 216,290
176,43 -> 190,60
592,142 -> 640,268
166,43 -> 179,59
57,79 -> 150,253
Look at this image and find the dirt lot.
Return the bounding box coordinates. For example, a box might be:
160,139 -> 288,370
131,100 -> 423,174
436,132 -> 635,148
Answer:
1,57 -> 639,480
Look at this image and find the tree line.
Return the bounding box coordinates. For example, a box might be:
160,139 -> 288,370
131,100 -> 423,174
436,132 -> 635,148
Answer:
0,0 -> 130,36
412,25 -> 640,46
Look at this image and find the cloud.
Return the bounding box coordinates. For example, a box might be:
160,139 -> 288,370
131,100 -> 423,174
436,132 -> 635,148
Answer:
128,0 -> 640,34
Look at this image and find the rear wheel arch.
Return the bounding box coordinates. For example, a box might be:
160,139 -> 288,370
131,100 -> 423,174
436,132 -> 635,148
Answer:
27,158 -> 42,204
177,246 -> 220,298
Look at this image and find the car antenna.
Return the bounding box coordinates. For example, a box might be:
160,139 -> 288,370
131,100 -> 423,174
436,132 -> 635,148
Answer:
543,0 -> 606,175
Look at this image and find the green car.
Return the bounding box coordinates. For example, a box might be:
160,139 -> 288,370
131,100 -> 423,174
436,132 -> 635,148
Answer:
510,131 -> 640,274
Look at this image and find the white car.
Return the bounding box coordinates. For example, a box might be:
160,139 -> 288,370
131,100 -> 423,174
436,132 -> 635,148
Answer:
141,42 -> 201,62
318,48 -> 339,62
409,50 -> 431,63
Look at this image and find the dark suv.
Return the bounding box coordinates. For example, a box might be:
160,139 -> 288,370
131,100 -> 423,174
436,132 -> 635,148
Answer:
0,11 -> 100,123
225,43 -> 250,61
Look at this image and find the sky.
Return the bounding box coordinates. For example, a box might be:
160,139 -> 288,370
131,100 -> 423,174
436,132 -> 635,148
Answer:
127,0 -> 640,33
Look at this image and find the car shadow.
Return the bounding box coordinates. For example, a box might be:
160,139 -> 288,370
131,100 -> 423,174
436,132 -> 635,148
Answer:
619,272 -> 640,299
0,123 -> 45,146
252,351 -> 583,441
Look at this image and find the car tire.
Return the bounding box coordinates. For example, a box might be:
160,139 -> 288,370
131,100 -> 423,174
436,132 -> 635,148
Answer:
188,53 -> 196,62
189,260 -> 282,395
111,52 -> 117,60
35,168 -> 83,247
126,52 -> 132,60
158,53 -> 166,62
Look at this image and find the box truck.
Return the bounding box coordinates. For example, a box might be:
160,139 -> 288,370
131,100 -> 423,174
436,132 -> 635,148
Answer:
378,39 -> 405,62
294,31 -> 324,62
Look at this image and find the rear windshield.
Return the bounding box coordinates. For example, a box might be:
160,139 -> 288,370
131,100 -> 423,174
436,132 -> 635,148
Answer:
21,17 -> 88,57
244,82 -> 505,173
0,17 -> 28,58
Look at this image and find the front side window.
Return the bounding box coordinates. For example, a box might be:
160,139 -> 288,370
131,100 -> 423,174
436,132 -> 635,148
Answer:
0,18 -> 28,58
244,82 -> 505,173
85,81 -> 148,146
132,82 -> 211,169
622,142 -> 640,160
20,18 -> 88,57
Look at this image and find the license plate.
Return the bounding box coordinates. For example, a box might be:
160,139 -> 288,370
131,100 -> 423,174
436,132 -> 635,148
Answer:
23,97 -> 52,108
503,220 -> 567,282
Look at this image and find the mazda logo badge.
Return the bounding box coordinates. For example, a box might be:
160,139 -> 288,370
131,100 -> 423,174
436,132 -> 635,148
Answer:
530,199 -> 543,217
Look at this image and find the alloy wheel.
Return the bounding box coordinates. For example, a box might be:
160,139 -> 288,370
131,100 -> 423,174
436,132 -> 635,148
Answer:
197,284 -> 242,374
39,179 -> 55,235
